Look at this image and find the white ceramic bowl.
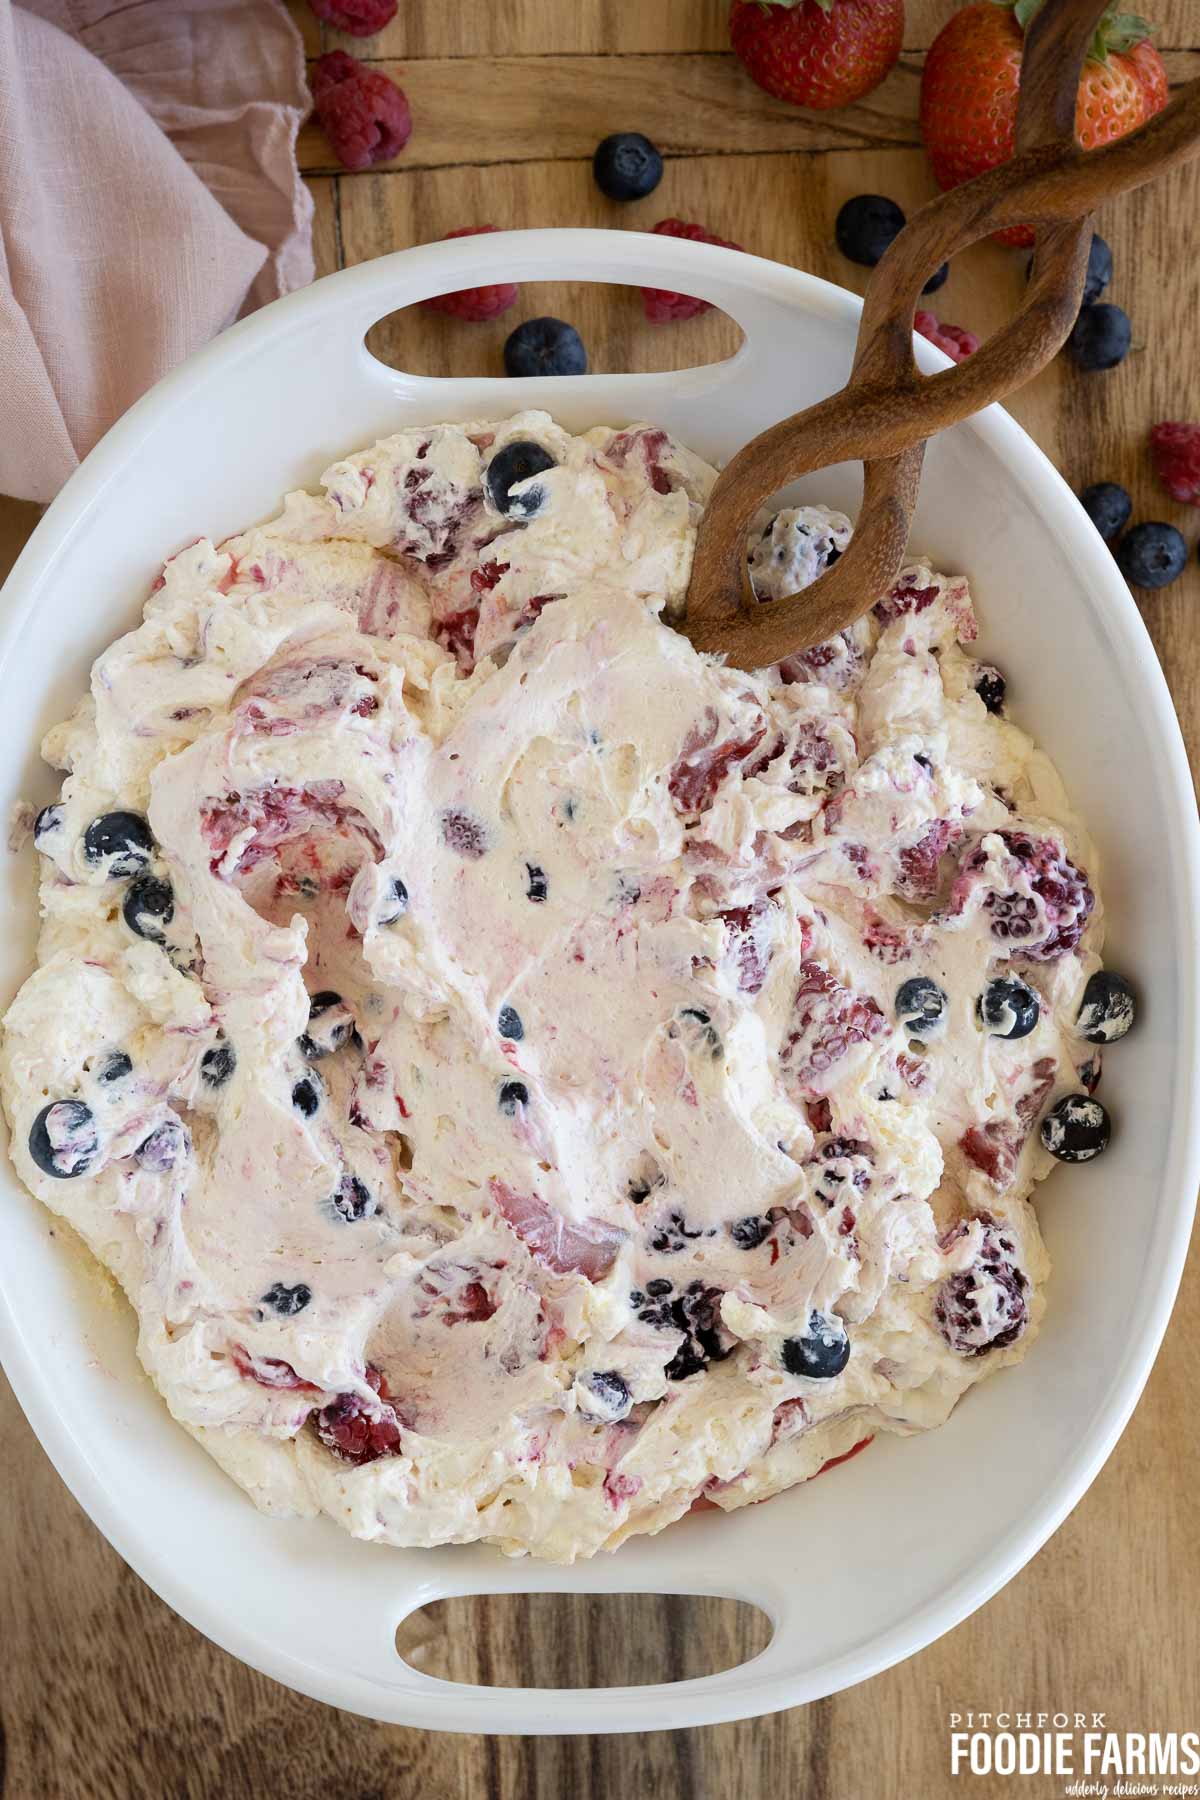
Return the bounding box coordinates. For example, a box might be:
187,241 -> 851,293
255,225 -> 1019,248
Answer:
1,230 -> 1197,1735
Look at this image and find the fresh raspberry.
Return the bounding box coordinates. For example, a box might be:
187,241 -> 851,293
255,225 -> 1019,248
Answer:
309,0 -> 397,34
914,309 -> 979,363
421,226 -> 519,323
945,829 -> 1094,961
1150,422 -> 1200,505
935,1218 -> 1029,1356
311,51 -> 412,172
780,959 -> 888,1098
313,1365 -> 405,1465
642,219 -> 744,324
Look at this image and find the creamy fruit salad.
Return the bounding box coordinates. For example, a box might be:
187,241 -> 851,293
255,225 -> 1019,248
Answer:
0,412 -> 1134,1562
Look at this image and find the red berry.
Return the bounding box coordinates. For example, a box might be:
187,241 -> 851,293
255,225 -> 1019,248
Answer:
914,309 -> 979,363
1150,422 -> 1200,505
641,219 -> 744,324
780,958 -> 888,1098
944,829 -> 1094,962
668,704 -> 767,813
309,0 -> 397,34
730,0 -> 904,112
421,225 -> 519,323
311,50 -> 412,172
935,1218 -> 1029,1356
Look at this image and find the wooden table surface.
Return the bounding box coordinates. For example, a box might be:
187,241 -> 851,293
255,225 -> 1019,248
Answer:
2,4 -> 1199,1794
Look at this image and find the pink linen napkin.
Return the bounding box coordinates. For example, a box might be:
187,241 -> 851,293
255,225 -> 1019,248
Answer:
0,0 -> 314,504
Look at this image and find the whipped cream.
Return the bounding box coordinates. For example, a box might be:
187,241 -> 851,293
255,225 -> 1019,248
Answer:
1,412 -> 1112,1561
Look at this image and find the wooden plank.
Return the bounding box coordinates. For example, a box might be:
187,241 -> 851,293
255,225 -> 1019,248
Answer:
318,0 -> 1199,59
297,50 -> 1200,175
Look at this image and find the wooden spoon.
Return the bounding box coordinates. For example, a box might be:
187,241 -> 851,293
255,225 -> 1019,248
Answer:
683,0 -> 1200,670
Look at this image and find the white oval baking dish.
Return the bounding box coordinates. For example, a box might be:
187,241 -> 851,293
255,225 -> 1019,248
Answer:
0,229 -> 1197,1735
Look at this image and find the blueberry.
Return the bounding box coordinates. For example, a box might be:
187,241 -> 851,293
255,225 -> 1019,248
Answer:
729,1215 -> 771,1250
834,195 -> 905,268
1076,970 -> 1136,1044
33,804 -> 63,847
1116,521 -> 1188,590
123,874 -> 174,943
96,1050 -> 132,1084
1079,481 -> 1132,543
1082,232 -> 1114,307
292,1076 -> 322,1118
579,1369 -> 633,1420
498,1079 -> 529,1114
497,1004 -> 524,1041
299,991 -> 355,1061
974,664 -> 1007,714
83,811 -> 154,878
330,1173 -> 375,1222
504,317 -> 588,378
592,132 -> 663,201
1040,1093 -> 1111,1162
525,862 -> 548,902
895,976 -> 947,1040
978,976 -> 1040,1040
485,440 -> 557,520
1068,303 -> 1131,371
261,1281 -> 312,1316
781,1311 -> 851,1379
645,1277 -> 673,1297
135,1118 -> 190,1173
379,877 -> 409,925
29,1100 -> 98,1179
200,1040 -> 236,1087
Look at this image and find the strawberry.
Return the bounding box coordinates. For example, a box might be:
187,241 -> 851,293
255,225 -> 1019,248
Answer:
729,0 -> 904,112
920,3 -> 1167,247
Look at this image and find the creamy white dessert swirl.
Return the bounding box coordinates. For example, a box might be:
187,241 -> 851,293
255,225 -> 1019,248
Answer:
0,412 -> 1129,1561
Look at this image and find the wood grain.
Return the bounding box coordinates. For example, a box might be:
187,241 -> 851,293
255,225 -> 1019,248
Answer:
3,2 -> 1200,1794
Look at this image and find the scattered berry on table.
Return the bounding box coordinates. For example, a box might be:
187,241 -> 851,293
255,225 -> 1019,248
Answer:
1068,303 -> 1131,372
974,664 -> 1006,713
200,1039 -> 236,1088
1079,481 -> 1132,542
497,1004 -> 524,1041
977,975 -> 1040,1040
1116,520 -> 1188,590
921,5 -> 1166,249
935,1219 -> 1028,1355
1149,422 -> 1200,505
914,310 -> 979,363
122,873 -> 174,943
33,804 -> 62,847
641,218 -> 744,324
379,876 -> 408,924
1081,232 -> 1114,306
261,1281 -> 313,1316
592,132 -> 663,201
308,0 -> 397,34
835,194 -> 950,293
97,1051 -> 133,1084
485,440 -> 557,518
1076,970 -> 1136,1044
730,0 -> 904,111
311,50 -> 412,173
83,811 -> 154,878
292,1075 -> 322,1118
895,976 -> 948,1041
1040,1093 -> 1111,1162
781,1311 -> 851,1380
420,226 -> 518,323
29,1100 -> 98,1179
330,1172 -> 375,1222
503,317 -> 588,377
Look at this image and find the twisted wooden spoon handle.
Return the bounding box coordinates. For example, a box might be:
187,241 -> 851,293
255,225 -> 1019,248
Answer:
684,0 -> 1200,669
